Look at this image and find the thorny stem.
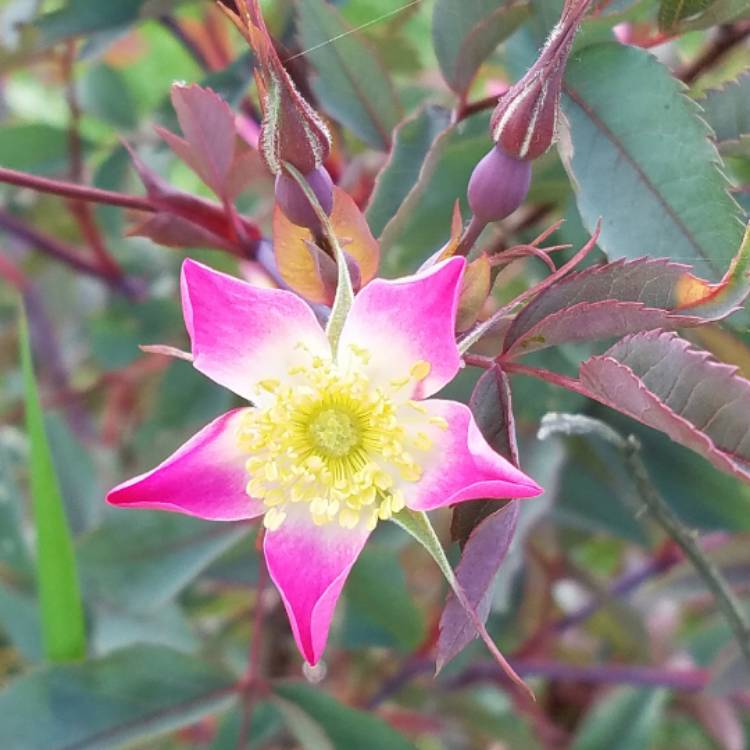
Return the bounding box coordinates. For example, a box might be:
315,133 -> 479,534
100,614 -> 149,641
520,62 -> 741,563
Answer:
624,436 -> 750,673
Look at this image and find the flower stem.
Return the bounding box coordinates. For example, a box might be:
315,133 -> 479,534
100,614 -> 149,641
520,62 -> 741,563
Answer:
624,436 -> 750,674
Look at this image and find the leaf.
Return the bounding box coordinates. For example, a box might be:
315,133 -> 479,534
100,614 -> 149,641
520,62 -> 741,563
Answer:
438,501 -> 519,670
379,112 -> 491,273
451,366 -> 519,545
273,682 -> 417,750
658,0 -> 719,30
345,543 -> 425,650
295,0 -> 402,150
0,124 -> 89,174
561,43 -> 745,282
579,330 -> 750,484
698,71 -> 750,150
502,238 -> 750,357
432,0 -> 531,96
79,64 -> 138,130
33,0 -> 182,47
456,253 -> 491,331
158,84 -> 238,200
19,304 -> 86,662
0,645 -> 236,750
665,0 -> 750,29
78,512 -> 247,611
273,186 -> 379,304
126,145 -> 262,251
366,105 -> 452,238
569,688 -> 666,750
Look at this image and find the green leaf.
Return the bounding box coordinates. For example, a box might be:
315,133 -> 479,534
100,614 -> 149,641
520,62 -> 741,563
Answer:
345,543 -> 425,650
378,112 -> 491,274
34,0 -> 182,47
296,0 -> 402,150
79,63 -> 138,130
19,304 -> 86,662
658,0 -> 718,30
698,72 -> 750,150
366,105 -> 452,238
432,0 -> 531,96
0,645 -> 236,750
665,0 -> 750,29
562,43 -> 745,282
78,512 -> 247,611
569,687 -> 666,750
0,124 -> 88,174
273,682 -> 417,750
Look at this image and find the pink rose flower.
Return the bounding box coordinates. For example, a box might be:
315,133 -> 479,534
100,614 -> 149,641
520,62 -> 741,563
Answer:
108,257 -> 542,664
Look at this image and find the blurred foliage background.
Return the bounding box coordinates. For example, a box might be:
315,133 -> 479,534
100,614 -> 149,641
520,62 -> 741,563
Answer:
1,0 -> 750,748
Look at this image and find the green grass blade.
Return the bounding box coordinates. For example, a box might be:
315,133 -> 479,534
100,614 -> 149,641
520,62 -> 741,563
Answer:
19,303 -> 86,661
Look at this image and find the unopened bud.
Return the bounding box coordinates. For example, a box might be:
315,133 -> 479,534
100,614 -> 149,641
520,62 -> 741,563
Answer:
468,145 -> 531,223
275,165 -> 334,232
219,0 -> 331,175
490,0 -> 591,160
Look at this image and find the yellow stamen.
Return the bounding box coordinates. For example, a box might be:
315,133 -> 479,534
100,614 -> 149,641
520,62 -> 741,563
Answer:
238,344 -> 439,532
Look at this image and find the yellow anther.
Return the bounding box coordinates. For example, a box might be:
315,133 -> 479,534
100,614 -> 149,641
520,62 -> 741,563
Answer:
389,375 -> 411,389
429,416 -> 449,430
339,508 -> 360,529
239,340 -> 428,532
410,360 -> 431,381
264,507 -> 287,531
414,432 -> 433,451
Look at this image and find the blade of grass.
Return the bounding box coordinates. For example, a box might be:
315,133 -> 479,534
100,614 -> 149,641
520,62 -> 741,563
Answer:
19,301 -> 86,661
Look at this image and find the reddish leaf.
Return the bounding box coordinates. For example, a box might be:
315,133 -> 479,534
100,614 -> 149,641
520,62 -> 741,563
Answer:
161,84 -> 238,199
126,145 -> 261,253
439,366 -> 520,669
580,330 -> 750,483
503,253 -> 744,358
273,187 -> 379,304
438,501 -> 519,671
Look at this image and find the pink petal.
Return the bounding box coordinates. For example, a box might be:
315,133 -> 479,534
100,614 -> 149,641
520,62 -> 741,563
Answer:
107,409 -> 263,521
181,259 -> 330,401
263,506 -> 370,665
405,399 -> 543,510
338,257 -> 466,399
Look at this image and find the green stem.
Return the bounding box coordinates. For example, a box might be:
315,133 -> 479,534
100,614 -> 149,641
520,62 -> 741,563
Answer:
624,436 -> 750,672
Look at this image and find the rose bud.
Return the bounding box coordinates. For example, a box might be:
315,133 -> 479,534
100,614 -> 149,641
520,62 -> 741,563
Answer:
468,144 -> 532,223
490,0 -> 592,160
219,0 -> 331,175
275,165 -> 334,232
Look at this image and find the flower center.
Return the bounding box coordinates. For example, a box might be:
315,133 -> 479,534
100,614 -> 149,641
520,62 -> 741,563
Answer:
237,344 -> 444,533
308,408 -> 360,457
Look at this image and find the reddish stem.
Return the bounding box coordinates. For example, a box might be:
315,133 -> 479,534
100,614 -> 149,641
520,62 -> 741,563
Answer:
501,361 -> 597,400
0,167 -> 154,213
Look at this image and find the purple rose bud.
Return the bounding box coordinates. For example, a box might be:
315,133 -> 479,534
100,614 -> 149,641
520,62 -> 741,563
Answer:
275,165 -> 334,232
490,0 -> 592,160
467,145 -> 531,223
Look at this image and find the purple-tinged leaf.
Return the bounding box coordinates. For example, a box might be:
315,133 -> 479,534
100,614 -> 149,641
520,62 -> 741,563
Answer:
125,145 -> 261,253
160,84 -> 238,200
451,366 -> 518,545
504,224 -> 750,357
438,501 -> 519,671
439,366 -> 522,670
580,330 -> 750,483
